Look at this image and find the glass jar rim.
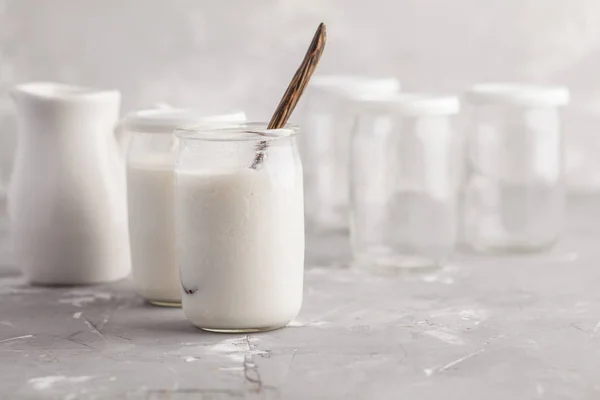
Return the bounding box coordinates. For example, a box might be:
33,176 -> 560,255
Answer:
465,83 -> 570,107
351,92 -> 460,116
175,122 -> 299,142
310,75 -> 400,98
119,106 -> 246,134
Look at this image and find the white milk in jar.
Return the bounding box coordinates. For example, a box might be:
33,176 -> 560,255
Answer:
123,108 -> 245,306
175,123 -> 304,332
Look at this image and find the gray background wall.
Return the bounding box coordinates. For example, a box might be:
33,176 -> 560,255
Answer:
1,0 -> 600,189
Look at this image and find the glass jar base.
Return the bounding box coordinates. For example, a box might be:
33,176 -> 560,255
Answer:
353,252 -> 443,272
199,325 -> 285,334
148,300 -> 182,308
466,238 -> 558,255
308,207 -> 349,233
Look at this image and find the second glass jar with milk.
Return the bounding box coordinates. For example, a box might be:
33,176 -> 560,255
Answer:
123,107 -> 245,307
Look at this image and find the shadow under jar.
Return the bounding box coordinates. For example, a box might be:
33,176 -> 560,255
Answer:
463,84 -> 570,253
175,123 -> 305,332
350,94 -> 461,270
123,107 -> 245,307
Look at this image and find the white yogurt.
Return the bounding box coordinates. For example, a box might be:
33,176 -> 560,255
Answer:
127,157 -> 179,305
176,162 -> 304,331
123,107 -> 246,306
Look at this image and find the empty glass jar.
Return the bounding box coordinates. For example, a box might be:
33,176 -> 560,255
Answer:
463,83 -> 569,252
122,106 -> 245,307
350,94 -> 461,269
301,75 -> 400,231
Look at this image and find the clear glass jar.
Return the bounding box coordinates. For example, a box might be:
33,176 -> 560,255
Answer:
174,123 -> 304,332
463,84 -> 569,252
300,75 -> 400,231
350,94 -> 461,269
122,107 -> 245,307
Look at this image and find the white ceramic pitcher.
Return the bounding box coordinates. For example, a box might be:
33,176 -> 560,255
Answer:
9,82 -> 131,285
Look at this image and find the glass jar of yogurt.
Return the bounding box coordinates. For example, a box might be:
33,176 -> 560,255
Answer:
300,75 -> 400,232
122,107 -> 245,307
463,83 -> 569,252
174,123 -> 304,332
350,93 -> 461,269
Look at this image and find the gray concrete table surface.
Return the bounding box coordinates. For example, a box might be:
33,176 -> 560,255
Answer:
2,195 -> 600,399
